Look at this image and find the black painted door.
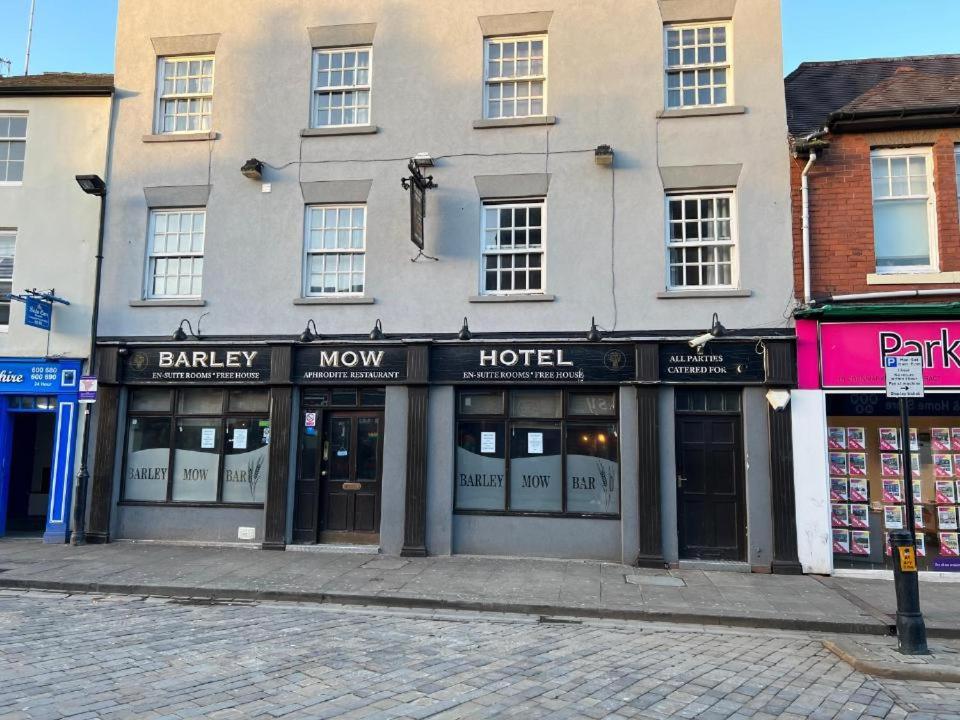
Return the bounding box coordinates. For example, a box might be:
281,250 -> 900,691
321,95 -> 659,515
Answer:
322,412 -> 383,539
676,415 -> 745,561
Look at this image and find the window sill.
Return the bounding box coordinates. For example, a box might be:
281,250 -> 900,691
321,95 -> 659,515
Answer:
867,271 -> 960,285
129,298 -> 207,307
657,105 -> 747,119
469,294 -> 556,303
142,131 -> 218,143
294,296 -> 376,305
0,181 -> 23,187
657,289 -> 752,299
301,125 -> 379,137
473,116 -> 557,129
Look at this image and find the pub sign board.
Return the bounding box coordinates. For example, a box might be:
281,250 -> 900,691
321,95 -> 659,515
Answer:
294,346 -> 408,384
659,342 -> 766,384
430,344 -> 635,384
123,347 -> 272,384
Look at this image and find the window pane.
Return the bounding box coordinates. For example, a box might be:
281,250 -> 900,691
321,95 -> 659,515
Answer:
171,418 -> 221,502
511,389 -> 562,418
456,421 -> 506,510
509,425 -> 562,512
222,418 -> 269,503
177,388 -> 223,415
459,391 -> 504,415
874,198 -> 931,268
228,390 -> 270,413
568,392 -> 617,416
130,388 -> 173,412
123,417 -> 171,501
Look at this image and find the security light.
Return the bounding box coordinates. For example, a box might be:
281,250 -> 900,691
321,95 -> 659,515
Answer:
75,174 -> 106,196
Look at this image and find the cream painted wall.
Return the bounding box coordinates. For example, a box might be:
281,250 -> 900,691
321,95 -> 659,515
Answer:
0,94 -> 111,359
102,0 -> 791,339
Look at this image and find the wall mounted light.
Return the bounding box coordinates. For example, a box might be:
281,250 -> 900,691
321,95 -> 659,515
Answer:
172,319 -> 193,341
75,174 -> 106,196
299,319 -> 320,343
369,318 -> 385,340
241,158 -> 264,180
413,152 -> 434,168
594,145 -> 614,166
458,317 -> 472,341
586,316 -> 602,342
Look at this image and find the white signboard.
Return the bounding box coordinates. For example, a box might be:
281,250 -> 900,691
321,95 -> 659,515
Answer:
480,432 -> 496,454
528,432 -> 544,454
884,356 -> 924,398
233,428 -> 248,450
201,427 -> 217,449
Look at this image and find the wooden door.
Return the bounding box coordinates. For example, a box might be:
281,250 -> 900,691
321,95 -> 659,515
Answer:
676,414 -> 745,561
322,412 -> 383,541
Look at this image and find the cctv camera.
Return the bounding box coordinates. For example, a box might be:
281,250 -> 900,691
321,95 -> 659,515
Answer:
688,332 -> 715,350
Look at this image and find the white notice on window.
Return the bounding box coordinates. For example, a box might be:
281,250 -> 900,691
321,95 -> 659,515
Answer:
201,428 -> 216,449
528,432 -> 544,454
233,428 -> 248,450
480,432 -> 496,454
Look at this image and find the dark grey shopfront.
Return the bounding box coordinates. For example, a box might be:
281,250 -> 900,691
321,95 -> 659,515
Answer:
84,336 -> 799,571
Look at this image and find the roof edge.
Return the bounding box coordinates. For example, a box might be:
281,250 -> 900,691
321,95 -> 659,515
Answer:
0,85 -> 114,97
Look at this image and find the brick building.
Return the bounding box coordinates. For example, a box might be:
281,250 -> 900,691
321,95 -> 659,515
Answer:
785,56 -> 960,576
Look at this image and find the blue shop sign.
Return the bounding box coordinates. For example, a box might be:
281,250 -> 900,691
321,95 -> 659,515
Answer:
0,359 -> 80,394
24,297 -> 52,331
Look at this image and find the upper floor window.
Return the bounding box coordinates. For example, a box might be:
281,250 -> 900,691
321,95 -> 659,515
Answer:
871,148 -> 937,273
146,209 -> 205,298
666,193 -> 736,289
0,230 -> 14,325
955,147 -> 959,225
0,115 -> 27,184
484,36 -> 546,120
304,205 -> 366,296
664,23 -> 730,109
156,56 -> 214,133
481,201 -> 544,294
312,48 -> 372,128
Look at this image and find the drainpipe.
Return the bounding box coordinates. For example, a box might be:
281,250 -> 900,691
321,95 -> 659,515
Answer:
801,151 -> 817,305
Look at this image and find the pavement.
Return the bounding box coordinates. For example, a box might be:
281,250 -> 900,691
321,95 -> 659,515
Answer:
2,591 -> 960,720
0,540 -> 958,639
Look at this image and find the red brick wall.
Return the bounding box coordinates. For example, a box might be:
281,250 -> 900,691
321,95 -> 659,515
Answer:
791,129 -> 960,300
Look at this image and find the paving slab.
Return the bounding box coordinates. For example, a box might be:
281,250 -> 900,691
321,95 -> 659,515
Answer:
0,539 -> 957,637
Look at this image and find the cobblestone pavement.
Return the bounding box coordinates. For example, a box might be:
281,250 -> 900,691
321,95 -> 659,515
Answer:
1,591 -> 958,720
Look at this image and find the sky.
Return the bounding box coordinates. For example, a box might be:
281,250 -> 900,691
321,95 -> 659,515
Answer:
0,0 -> 959,77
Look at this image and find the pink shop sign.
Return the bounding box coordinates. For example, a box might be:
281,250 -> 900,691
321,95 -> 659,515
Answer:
821,321 -> 960,389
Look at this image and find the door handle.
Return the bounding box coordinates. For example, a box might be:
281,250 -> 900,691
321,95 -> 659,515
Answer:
677,475 -> 686,487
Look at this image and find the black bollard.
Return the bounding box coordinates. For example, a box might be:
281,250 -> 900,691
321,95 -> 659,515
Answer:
889,529 -> 929,655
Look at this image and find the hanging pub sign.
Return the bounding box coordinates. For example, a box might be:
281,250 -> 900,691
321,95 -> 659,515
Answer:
658,341 -> 766,384
123,346 -> 272,384
430,344 -> 635,384
401,159 -> 437,251
294,346 -> 408,384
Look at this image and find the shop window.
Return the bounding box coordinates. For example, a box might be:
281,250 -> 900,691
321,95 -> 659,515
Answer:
827,394 -> 960,572
122,387 -> 270,505
360,388 -> 386,407
332,388 -> 358,406
455,388 -> 620,516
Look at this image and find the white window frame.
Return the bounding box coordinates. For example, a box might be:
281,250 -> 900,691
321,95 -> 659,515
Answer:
155,55 -> 215,134
664,21 -> 732,110
480,199 -> 547,296
144,208 -> 206,299
483,35 -> 548,120
0,113 -> 27,186
665,191 -> 739,291
870,147 -> 939,274
310,46 -> 373,129
955,146 -> 959,230
303,204 -> 367,297
0,229 -> 15,329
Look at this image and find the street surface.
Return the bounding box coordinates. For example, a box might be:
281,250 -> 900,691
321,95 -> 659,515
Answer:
1,591 -> 958,720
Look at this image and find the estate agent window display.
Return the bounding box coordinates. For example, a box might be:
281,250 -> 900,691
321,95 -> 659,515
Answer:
122,387 -> 271,506
455,388 -> 620,517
